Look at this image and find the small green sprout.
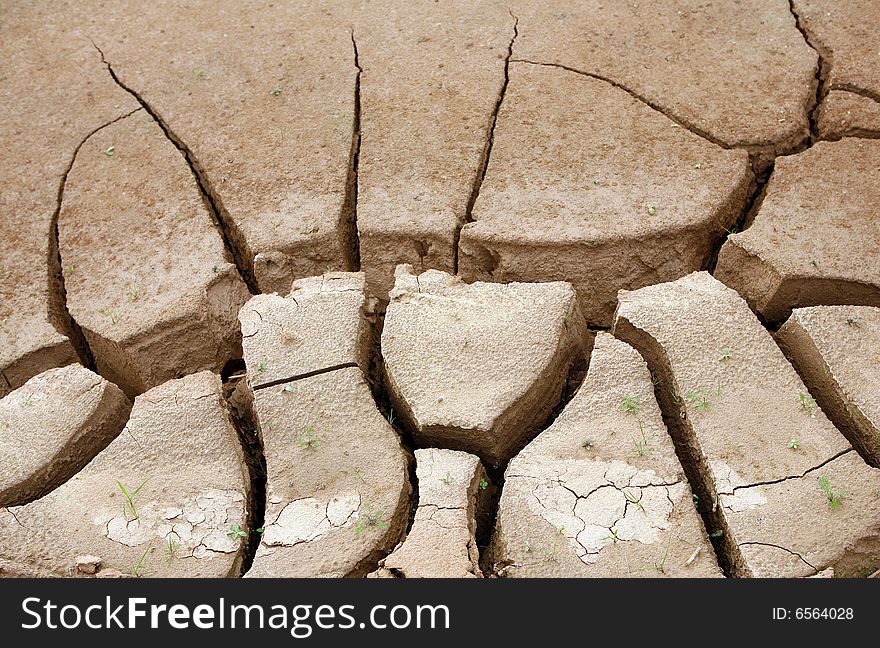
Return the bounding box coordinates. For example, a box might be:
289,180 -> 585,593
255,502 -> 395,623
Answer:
685,387 -> 711,412
297,425 -> 319,450
479,478 -> 489,490
116,479 -> 148,521
104,146 -> 115,157
846,316 -> 860,328
694,162 -> 703,170
623,490 -> 645,513
226,524 -> 248,541
710,530 -> 724,539
23,396 -> 34,406
787,439 -> 801,450
692,493 -> 699,510
619,394 -> 641,414
271,87 -> 283,96
283,384 -> 294,393
719,346 -> 732,361
166,535 -> 179,564
355,504 -> 387,536
604,528 -> 620,544
798,393 -> 816,417
195,68 -> 205,77
126,286 -> 140,303
387,409 -> 396,426
646,204 -> 657,216
132,546 -> 150,577
581,438 -> 594,450
629,426 -> 651,458
256,361 -> 268,372
818,476 -> 847,509
440,473 -> 452,486
544,543 -> 558,562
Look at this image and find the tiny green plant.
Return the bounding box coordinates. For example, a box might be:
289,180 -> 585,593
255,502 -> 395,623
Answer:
387,409 -> 396,426
271,87 -> 282,96
818,476 -> 847,509
810,259 -> 820,268
126,286 -> 140,303
619,394 -> 641,414
787,439 -> 801,450
604,528 -> 620,544
709,530 -> 724,539
693,493 -> 699,509
256,361 -> 268,372
166,535 -> 178,564
297,425 -> 319,450
719,346 -> 732,361
479,478 -> 489,490
440,473 -> 452,486
694,162 -> 703,170
646,203 -> 657,216
798,393 -> 816,417
226,524 -> 248,541
685,386 -> 711,412
723,225 -> 739,237
846,315 -> 861,328
713,381 -> 724,398
195,68 -> 205,77
581,438 -> 594,450
355,504 -> 388,536
544,543 -> 558,562
629,425 -> 651,458
104,146 -> 115,157
212,265 -> 219,273
283,384 -> 294,393
132,546 -> 150,577
354,467 -> 365,482
116,479 -> 148,521
563,301 -> 575,322
23,396 -> 34,406
623,490 -> 645,513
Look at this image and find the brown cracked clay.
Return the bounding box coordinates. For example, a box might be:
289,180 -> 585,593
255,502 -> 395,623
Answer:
716,138 -> 880,322
776,306 -> 880,467
240,272 -> 409,577
58,110 -> 250,398
0,8 -> 139,397
382,265 -> 588,466
0,364 -> 131,507
492,333 -> 720,578
458,62 -> 752,325
613,272 -> 880,577
0,371 -> 249,578
372,448 -> 486,578
239,272 -> 370,390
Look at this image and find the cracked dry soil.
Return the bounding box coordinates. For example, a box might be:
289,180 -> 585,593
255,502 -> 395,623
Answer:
1,0 -> 880,579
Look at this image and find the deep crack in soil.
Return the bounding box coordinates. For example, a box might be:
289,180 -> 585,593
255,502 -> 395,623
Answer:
90,41 -> 259,294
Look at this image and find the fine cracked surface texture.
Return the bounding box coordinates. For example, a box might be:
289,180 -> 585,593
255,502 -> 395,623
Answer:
614,273 -> 880,577
3,0 -> 880,580
493,333 -> 720,577
0,372 -> 249,578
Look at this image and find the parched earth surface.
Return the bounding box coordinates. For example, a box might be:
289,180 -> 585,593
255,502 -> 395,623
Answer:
1,0 -> 879,579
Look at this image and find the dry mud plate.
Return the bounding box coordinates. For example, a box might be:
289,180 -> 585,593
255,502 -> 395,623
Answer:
2,0 -> 880,580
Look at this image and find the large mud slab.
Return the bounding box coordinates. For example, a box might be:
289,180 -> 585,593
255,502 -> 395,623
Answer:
383,266 -> 587,466
0,7 -> 139,396
716,139 -> 880,322
0,372 -> 248,578
614,272 -> 880,577
59,111 -> 250,397
776,306 -> 880,466
493,333 -> 720,577
0,365 -> 130,507
459,63 -> 752,325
